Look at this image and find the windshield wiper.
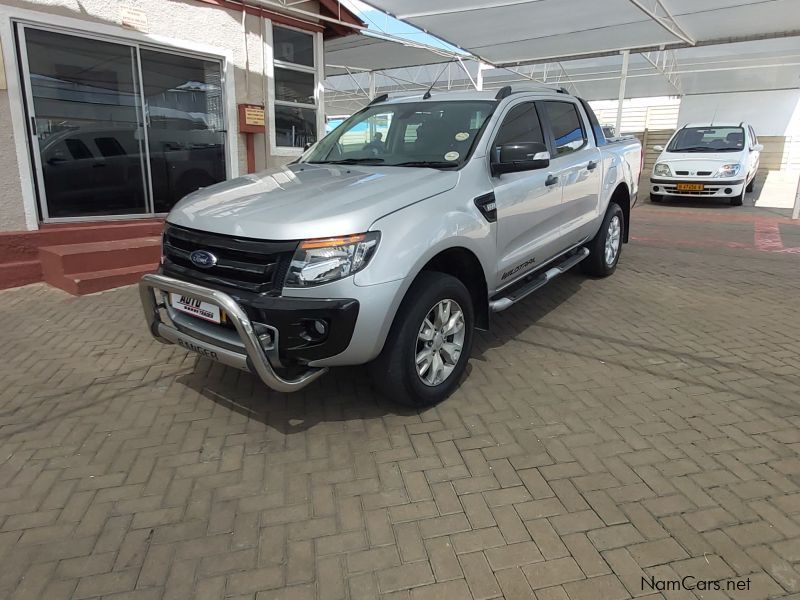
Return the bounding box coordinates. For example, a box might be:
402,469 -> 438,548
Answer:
390,161 -> 455,168
308,158 -> 385,165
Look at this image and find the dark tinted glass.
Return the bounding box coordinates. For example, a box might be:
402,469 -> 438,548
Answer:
545,101 -> 586,155
23,27 -> 147,218
275,68 -> 315,104
494,103 -> 544,148
273,26 -> 314,66
275,105 -> 317,147
139,49 -> 226,212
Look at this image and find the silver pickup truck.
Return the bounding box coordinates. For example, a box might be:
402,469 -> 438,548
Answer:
140,86 -> 642,406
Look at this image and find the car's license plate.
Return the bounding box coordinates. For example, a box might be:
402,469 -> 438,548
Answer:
170,293 -> 223,323
677,183 -> 704,191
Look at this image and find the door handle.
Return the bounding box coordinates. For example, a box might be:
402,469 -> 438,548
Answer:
545,174 -> 559,187
587,160 -> 598,171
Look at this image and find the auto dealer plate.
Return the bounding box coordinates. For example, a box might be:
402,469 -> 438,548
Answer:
677,183 -> 705,191
170,293 -> 223,324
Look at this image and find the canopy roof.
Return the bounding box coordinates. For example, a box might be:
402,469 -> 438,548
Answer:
324,36 -> 800,115
325,31 -> 462,76
362,0 -> 800,66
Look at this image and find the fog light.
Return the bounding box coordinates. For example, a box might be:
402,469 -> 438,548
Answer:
653,186 -> 660,192
724,188 -> 732,194
301,319 -> 328,342
253,323 -> 275,349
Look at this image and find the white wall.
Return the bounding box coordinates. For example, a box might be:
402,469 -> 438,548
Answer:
677,90 -> 800,136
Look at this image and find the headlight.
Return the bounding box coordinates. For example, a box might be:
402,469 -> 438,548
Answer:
716,164 -> 741,178
285,232 -> 380,287
654,163 -> 672,177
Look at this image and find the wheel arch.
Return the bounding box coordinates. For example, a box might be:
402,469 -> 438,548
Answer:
610,182 -> 631,243
415,246 -> 490,331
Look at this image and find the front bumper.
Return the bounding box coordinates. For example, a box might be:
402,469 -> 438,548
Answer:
140,273 -> 359,392
650,177 -> 745,197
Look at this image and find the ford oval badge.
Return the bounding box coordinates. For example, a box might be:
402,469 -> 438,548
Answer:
189,250 -> 217,269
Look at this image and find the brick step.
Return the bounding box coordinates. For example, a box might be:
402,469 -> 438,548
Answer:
48,263 -> 158,295
0,219 -> 163,263
40,237 -> 161,276
0,260 -> 43,290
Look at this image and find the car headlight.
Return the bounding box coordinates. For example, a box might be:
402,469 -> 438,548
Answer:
285,232 -> 380,287
716,164 -> 741,178
654,163 -> 672,177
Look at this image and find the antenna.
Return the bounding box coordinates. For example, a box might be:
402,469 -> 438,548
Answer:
710,104 -> 719,127
423,62 -> 454,100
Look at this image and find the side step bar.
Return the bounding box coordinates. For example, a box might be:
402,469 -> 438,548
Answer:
489,247 -> 590,312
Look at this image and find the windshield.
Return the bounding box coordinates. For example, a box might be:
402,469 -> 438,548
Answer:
302,100 -> 496,168
667,126 -> 745,153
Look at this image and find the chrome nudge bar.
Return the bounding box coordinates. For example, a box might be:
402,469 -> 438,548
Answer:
139,273 -> 327,392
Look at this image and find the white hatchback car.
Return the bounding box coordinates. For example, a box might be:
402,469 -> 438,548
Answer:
650,123 -> 762,206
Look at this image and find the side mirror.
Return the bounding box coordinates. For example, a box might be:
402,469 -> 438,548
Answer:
491,142 -> 550,176
753,143 -> 764,152
653,145 -> 664,152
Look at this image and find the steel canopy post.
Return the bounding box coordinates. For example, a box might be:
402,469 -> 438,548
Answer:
616,50 -> 630,135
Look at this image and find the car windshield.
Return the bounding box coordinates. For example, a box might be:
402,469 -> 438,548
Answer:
667,126 -> 745,153
302,100 -> 496,168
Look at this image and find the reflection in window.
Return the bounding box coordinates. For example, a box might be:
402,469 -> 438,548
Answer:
273,25 -> 316,148
139,49 -> 226,212
273,26 -> 314,66
545,101 -> 586,155
65,138 -> 93,160
275,105 -> 317,148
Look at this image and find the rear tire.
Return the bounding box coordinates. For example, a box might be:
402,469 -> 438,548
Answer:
650,194 -> 663,203
370,271 -> 474,407
582,203 -> 624,277
730,189 -> 744,206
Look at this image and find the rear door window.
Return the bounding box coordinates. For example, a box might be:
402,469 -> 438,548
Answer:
544,101 -> 586,155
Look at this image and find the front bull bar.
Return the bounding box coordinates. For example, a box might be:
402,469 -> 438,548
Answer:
139,273 -> 328,393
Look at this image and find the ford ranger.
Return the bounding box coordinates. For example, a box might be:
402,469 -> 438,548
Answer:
140,86 -> 642,406
650,122 -> 762,206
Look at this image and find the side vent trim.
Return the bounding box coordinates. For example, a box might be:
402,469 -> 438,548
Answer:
474,192 -> 497,223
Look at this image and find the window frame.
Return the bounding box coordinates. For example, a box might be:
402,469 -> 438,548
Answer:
268,23 -> 323,155
542,100 -> 588,157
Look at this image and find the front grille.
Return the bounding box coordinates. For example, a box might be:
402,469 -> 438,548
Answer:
162,224 -> 298,294
675,170 -> 713,177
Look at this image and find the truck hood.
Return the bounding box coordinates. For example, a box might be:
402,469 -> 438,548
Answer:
167,163 -> 459,240
656,150 -> 746,175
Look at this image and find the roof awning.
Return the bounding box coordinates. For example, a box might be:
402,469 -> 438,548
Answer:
325,31 -> 464,76
362,0 -> 800,66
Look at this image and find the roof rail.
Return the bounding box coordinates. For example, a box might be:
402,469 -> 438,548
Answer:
494,83 -> 569,99
369,93 -> 388,105
495,86 -> 512,100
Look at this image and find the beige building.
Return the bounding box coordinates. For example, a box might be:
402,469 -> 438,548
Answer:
0,0 -> 361,232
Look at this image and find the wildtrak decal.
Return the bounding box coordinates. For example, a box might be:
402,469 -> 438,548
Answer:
502,257 -> 536,280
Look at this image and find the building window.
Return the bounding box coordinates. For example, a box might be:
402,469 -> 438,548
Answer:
272,25 -> 317,149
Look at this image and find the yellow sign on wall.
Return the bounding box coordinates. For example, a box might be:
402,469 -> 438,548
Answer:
244,106 -> 265,127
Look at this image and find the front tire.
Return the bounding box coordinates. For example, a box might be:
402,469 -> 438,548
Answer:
370,271 -> 474,407
730,189 -> 744,206
746,178 -> 755,193
582,202 -> 624,277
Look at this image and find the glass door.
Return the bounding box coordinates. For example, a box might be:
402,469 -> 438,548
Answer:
17,25 -> 228,221
18,26 -> 149,219
138,49 -> 226,213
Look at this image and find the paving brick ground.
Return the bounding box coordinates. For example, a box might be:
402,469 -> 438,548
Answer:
1,203 -> 799,599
